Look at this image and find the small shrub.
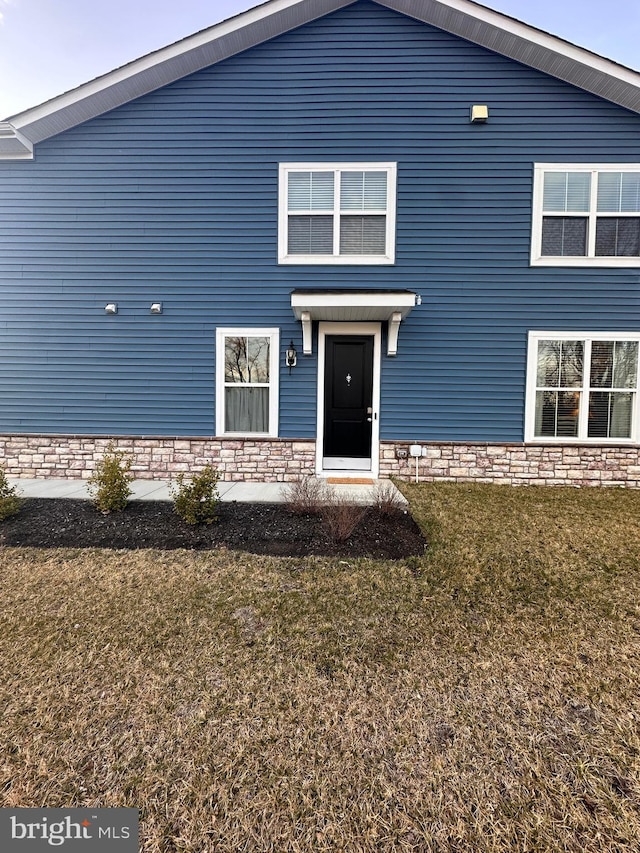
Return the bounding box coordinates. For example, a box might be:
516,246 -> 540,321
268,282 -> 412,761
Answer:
372,480 -> 406,517
88,443 -> 133,514
170,464 -> 220,525
283,475 -> 331,515
321,494 -> 367,542
0,465 -> 22,521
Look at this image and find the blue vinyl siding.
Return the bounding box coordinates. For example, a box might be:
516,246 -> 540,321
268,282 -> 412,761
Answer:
1,0 -> 640,439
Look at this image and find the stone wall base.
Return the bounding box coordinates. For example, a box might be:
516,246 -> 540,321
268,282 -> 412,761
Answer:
1,435 -> 639,488
0,435 -> 316,482
380,441 -> 640,488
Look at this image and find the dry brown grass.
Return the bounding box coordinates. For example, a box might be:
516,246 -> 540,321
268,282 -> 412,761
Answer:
1,482 -> 639,851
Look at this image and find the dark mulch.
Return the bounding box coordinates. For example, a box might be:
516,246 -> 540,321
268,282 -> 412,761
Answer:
0,498 -> 427,559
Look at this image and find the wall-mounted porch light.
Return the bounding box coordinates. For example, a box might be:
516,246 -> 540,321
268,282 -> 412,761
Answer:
104,303 -> 118,314
285,340 -> 297,374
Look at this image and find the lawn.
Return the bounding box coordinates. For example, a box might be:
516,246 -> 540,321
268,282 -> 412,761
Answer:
1,483 -> 639,852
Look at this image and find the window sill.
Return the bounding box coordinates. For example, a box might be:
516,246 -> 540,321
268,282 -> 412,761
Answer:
525,437 -> 638,446
531,256 -> 640,268
278,254 -> 395,266
220,432 -> 278,439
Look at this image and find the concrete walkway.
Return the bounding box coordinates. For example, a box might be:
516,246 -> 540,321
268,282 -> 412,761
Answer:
8,477 -> 407,506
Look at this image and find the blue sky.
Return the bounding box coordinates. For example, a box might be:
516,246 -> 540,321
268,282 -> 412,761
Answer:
1,0 -> 639,118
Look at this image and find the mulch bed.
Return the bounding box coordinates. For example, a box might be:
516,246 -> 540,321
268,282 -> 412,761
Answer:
0,498 -> 427,559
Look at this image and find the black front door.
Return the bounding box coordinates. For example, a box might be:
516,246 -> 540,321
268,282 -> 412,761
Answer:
323,335 -> 374,459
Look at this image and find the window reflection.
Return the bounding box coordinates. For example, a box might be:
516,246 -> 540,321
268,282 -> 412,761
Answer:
534,337 -> 638,440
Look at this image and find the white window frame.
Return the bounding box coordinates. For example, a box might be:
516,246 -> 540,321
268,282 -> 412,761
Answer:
215,328 -> 279,437
525,331 -> 640,443
278,162 -> 397,265
531,163 -> 640,267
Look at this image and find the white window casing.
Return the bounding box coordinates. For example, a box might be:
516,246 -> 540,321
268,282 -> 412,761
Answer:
531,164 -> 640,267
278,162 -> 397,264
216,328 -> 280,437
525,331 -> 640,443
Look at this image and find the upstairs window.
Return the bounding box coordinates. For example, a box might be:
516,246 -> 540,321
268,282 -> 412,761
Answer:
526,332 -> 640,442
278,163 -> 396,264
532,165 -> 640,266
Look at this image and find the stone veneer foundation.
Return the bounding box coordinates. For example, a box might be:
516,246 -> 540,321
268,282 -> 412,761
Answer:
0,436 -> 316,482
1,435 -> 639,487
380,441 -> 640,487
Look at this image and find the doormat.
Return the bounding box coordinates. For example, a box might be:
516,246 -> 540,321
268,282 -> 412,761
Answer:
326,477 -> 375,485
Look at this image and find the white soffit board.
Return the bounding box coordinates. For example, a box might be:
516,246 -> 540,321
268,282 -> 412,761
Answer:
0,123 -> 33,159
379,0 -> 640,113
291,290 -> 416,355
3,0 -> 640,157
291,290 -> 417,322
5,0 -> 350,144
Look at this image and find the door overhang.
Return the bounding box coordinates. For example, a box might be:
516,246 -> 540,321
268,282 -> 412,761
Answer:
290,289 -> 418,356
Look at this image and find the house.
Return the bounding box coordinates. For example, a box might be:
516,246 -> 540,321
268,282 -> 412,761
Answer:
1,0 -> 640,487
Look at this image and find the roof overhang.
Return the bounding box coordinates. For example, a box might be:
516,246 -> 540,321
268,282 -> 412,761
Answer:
291,289 -> 418,355
3,0 -> 640,159
0,123 -> 33,159
1,0 -> 352,156
381,0 -> 640,114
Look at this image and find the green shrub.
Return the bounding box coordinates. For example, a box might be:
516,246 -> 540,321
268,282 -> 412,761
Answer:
170,464 -> 220,525
88,444 -> 133,514
0,465 -> 22,521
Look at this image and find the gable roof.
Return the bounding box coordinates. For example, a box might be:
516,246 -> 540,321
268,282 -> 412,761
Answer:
3,0 -> 640,159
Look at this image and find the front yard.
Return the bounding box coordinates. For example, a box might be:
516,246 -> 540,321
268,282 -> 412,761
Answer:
1,483 -> 639,852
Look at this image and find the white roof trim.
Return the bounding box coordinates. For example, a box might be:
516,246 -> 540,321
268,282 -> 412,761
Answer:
2,0 -> 640,158
291,289 -> 417,355
2,0 -> 349,153
0,123 -> 33,159
380,0 -> 640,112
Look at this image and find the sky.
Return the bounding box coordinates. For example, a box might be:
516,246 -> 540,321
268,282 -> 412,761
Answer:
1,0 -> 639,119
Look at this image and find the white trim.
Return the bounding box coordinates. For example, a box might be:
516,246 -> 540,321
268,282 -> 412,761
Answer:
316,322 -> 381,477
300,311 -> 312,355
531,163 -> 640,267
215,327 -> 280,438
525,331 -> 640,444
281,256 -> 395,266
0,124 -> 33,159
291,290 -> 415,312
387,312 -> 402,356
5,0 -> 640,156
6,1 -> 349,130
278,162 -> 397,265
290,290 -> 415,355
385,0 -> 640,86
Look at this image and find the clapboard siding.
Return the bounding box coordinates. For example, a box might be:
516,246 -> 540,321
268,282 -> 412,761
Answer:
1,0 -> 640,439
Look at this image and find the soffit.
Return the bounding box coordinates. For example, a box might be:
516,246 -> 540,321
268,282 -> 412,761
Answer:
291,288 -> 417,355
5,0 -> 350,147
2,0 -> 640,159
291,289 -> 417,322
380,0 -> 640,114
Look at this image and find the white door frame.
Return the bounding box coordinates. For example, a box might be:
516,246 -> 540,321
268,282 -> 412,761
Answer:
316,321 -> 381,478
